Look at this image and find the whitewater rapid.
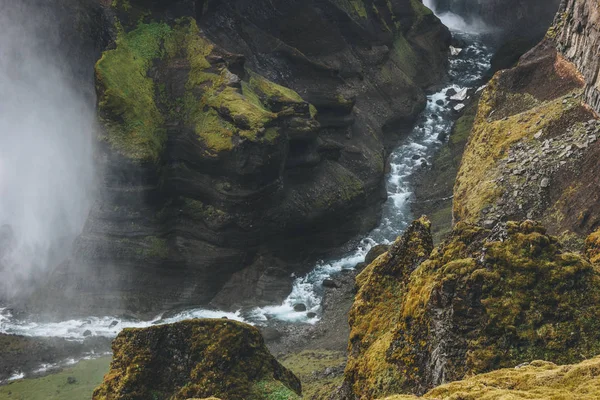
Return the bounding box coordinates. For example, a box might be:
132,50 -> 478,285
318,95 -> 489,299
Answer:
0,32 -> 492,344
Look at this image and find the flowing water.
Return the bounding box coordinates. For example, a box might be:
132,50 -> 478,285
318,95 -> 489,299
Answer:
0,30 -> 492,346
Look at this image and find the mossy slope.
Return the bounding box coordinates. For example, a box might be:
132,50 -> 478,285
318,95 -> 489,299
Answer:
380,356 -> 600,400
343,219 -> 600,398
92,319 -> 301,400
453,40 -> 586,225
96,18 -> 317,161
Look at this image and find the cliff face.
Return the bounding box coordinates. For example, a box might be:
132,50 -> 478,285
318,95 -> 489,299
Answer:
554,0 -> 600,113
34,0 -> 451,316
341,218 -> 600,399
92,319 -> 301,400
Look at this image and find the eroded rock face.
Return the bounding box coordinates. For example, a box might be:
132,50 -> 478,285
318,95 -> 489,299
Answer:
92,319 -> 301,400
36,0 -> 451,316
341,219 -> 600,399
554,0 -> 600,114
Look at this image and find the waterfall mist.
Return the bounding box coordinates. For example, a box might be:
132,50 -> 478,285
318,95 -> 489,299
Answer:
423,0 -> 490,33
0,2 -> 96,301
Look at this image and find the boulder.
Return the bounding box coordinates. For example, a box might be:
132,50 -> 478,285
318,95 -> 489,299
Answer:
92,320 -> 301,400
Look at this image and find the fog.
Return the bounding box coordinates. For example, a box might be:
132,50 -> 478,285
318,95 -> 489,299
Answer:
0,2 -> 95,300
423,0 -> 491,34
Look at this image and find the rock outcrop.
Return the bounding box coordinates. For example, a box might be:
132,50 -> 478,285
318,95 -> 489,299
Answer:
92,319 -> 301,400
341,218 -> 600,398
34,0 -> 451,316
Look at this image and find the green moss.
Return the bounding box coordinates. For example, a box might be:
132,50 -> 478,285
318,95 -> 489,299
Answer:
331,0 -> 368,19
96,22 -> 172,161
0,357 -> 111,400
313,165 -> 365,209
253,380 -> 300,400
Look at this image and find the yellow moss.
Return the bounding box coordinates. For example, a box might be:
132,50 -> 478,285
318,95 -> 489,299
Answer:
380,355 -> 600,399
586,230 -> 600,264
345,219 -> 600,399
93,320 -> 301,400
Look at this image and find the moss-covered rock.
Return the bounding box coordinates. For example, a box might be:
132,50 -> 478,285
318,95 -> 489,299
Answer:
342,217 -> 434,398
586,230 -> 600,264
342,219 -> 600,398
92,319 -> 301,400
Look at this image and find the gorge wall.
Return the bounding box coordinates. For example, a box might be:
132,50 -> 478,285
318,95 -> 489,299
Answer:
28,0 -> 451,316
453,0 -> 600,240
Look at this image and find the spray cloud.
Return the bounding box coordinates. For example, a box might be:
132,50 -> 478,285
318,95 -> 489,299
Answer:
423,0 -> 491,33
0,1 -> 95,300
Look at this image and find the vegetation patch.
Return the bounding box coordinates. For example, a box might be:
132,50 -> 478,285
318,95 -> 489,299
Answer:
279,350 -> 346,400
96,22 -> 172,161
380,355 -> 600,400
0,357 -> 110,400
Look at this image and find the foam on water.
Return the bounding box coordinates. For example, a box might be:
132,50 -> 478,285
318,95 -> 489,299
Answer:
0,308 -> 245,340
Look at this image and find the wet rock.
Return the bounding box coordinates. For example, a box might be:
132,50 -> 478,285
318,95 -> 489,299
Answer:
436,99 -> 445,106
67,376 -> 77,384
259,327 -> 282,342
450,88 -> 468,102
446,88 -> 458,98
109,321 -> 118,328
307,312 -> 317,319
365,244 -> 390,265
412,154 -> 421,160
293,304 -> 307,312
322,279 -> 339,289
83,330 -> 92,337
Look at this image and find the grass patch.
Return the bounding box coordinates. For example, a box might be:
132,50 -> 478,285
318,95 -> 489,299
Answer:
0,357 -> 110,400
